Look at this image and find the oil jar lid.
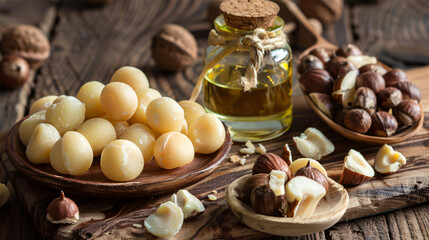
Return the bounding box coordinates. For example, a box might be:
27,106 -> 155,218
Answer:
220,0 -> 280,30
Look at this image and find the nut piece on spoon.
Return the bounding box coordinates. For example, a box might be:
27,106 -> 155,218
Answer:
144,201 -> 184,238
268,170 -> 287,196
293,127 -> 335,160
294,160 -> 329,192
339,149 -> 375,185
46,191 -> 79,224
374,144 -> 406,174
285,176 -> 326,217
170,189 -> 205,220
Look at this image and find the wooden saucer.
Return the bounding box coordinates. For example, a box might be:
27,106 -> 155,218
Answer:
6,119 -> 232,198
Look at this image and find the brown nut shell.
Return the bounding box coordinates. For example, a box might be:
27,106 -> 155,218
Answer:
335,44 -> 363,58
395,81 -> 421,102
393,99 -> 421,126
239,173 -> 270,204
339,166 -> 372,185
370,111 -> 398,137
250,185 -> 277,216
300,68 -> 334,94
309,48 -> 331,65
383,69 -> 407,87
356,72 -> 386,94
358,64 -> 384,74
0,55 -> 30,88
294,161 -> 329,191
46,191 -> 79,224
377,87 -> 402,110
353,87 -> 377,113
344,109 -> 372,134
280,143 -> 293,165
298,54 -> 324,74
252,153 -> 291,180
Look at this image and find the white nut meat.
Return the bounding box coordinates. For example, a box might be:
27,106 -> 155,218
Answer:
285,176 -> 326,217
374,144 -> 406,174
144,201 -> 184,238
170,189 -> 205,219
293,127 -> 335,160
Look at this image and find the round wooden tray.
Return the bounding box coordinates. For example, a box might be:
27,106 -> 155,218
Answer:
6,119 -> 232,198
226,174 -> 349,236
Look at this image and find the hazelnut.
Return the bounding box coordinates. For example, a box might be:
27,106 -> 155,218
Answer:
0,55 -> 30,88
359,63 -> 387,75
299,0 -> 343,26
374,144 -> 406,174
309,93 -> 337,118
252,153 -> 292,181
152,24 -> 197,71
300,68 -> 334,94
280,143 -> 293,165
285,176 -> 326,217
294,160 -> 329,191
239,173 -> 270,204
309,48 -> 331,66
298,54 -> 324,74
383,69 -> 407,87
332,70 -> 358,107
326,56 -> 347,77
353,87 -> 377,113
393,99 -> 421,126
339,149 -> 375,185
250,185 -> 277,216
331,60 -> 358,80
144,201 -> 183,238
370,111 -> 398,137
335,44 -> 363,58
377,87 -> 402,110
356,72 -> 386,94
395,81 -> 421,102
0,25 -> 50,68
46,191 -> 79,224
344,109 -> 372,134
293,127 -> 335,160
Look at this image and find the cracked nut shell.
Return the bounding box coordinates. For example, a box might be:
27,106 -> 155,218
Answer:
371,111 -> 398,137
353,87 -> 377,113
344,109 -> 372,134
393,99 -> 421,126
377,87 -> 402,110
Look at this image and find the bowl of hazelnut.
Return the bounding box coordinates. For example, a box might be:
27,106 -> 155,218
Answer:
298,44 -> 424,144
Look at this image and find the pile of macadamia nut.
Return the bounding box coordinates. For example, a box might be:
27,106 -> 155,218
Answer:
20,66 -> 226,181
299,44 -> 422,137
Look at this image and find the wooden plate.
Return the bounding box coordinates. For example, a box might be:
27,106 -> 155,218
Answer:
226,175 -> 349,236
6,119 -> 232,198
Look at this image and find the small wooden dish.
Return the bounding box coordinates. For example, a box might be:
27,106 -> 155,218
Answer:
226,175 -> 349,236
6,119 -> 232,198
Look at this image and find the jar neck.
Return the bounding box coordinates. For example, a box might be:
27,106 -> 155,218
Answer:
214,15 -> 285,37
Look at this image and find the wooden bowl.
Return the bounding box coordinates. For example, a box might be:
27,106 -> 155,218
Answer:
226,174 -> 349,236
6,119 -> 232,198
303,94 -> 424,144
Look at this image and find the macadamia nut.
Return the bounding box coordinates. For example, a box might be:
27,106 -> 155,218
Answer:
19,110 -> 46,146
153,132 -> 194,169
100,82 -> 138,121
76,118 -> 116,156
50,131 -> 93,175
77,81 -> 105,118
45,96 -> 86,135
188,113 -> 225,154
100,139 -> 144,181
29,95 -> 57,115
128,88 -> 161,125
110,66 -> 149,91
120,123 -> 155,163
146,97 -> 184,134
178,100 -> 206,127
103,114 -> 130,138
26,123 -> 60,164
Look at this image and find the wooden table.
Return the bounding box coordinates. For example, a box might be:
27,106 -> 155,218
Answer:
1,0 -> 429,239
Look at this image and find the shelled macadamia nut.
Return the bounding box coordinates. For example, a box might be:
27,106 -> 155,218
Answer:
178,100 -> 206,127
188,113 -> 225,154
102,115 -> 129,138
110,66 -> 149,91
76,118 -> 116,156
153,132 -> 194,169
100,82 -> 138,121
29,95 -> 57,115
45,96 -> 86,135
50,131 -> 93,175
146,97 -> 184,134
128,88 -> 162,125
100,139 -> 144,181
76,81 -> 105,119
26,123 -> 60,164
19,110 -> 46,146
120,123 -> 155,163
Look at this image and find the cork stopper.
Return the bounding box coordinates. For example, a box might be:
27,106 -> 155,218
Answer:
220,0 -> 280,30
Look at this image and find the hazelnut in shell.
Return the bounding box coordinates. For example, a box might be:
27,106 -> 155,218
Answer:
152,24 -> 197,71
252,153 -> 292,181
46,191 -> 79,224
370,111 -> 398,137
326,56 -> 347,78
383,69 -> 407,87
393,99 -> 421,126
344,109 -> 372,134
339,149 -> 375,185
395,81 -> 421,102
250,185 -> 277,216
300,68 -> 334,94
294,160 -> 329,192
0,55 -> 30,88
239,173 -> 270,204
309,48 -> 331,66
377,87 -> 402,110
335,44 -> 363,57
298,54 -> 324,74
356,72 -> 386,94
358,63 -> 387,75
353,87 -> 377,114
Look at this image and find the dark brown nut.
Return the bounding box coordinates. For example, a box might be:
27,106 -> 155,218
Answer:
326,56 -> 346,77
356,72 -> 386,94
371,111 -> 398,137
300,68 -> 334,94
309,93 -> 337,118
0,55 -> 30,88
299,0 -> 343,26
359,64 -> 386,75
383,69 -> 407,87
46,191 -> 79,224
395,81 -> 421,102
334,108 -> 348,126
239,174 -> 270,204
152,24 -> 197,72
353,87 -> 377,113
250,185 -> 277,216
377,87 -> 402,110
298,54 -> 324,74
335,44 -> 363,58
276,195 -> 289,217
393,100 -> 421,126
280,143 -> 292,165
344,109 -> 372,134
252,153 -> 292,181
0,25 -> 50,68
309,48 -> 331,66
294,160 -> 329,191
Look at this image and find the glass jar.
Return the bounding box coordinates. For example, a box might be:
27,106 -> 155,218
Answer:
202,15 -> 293,142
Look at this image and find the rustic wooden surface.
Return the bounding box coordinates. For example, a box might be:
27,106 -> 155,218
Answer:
1,0 -> 429,239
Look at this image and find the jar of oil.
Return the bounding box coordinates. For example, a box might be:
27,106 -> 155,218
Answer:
203,15 -> 293,142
